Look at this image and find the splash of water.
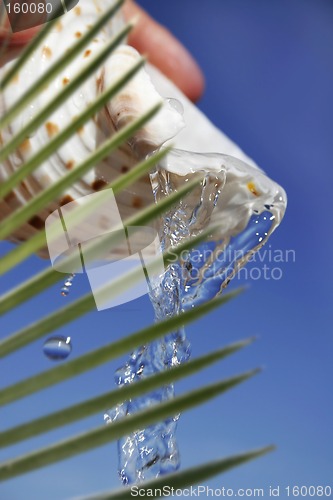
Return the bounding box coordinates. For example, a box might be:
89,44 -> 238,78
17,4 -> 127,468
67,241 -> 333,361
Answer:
105,150 -> 285,484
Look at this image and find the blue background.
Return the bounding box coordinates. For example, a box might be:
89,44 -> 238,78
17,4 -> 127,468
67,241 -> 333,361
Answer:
1,0 -> 333,498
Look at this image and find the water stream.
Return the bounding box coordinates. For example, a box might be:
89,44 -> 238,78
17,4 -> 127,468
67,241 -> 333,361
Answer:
105,150 -> 285,484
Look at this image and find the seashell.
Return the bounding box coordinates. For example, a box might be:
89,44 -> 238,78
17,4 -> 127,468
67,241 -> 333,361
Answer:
0,0 -> 286,259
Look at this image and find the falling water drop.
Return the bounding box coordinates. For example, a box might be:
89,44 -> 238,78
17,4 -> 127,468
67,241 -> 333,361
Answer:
43,336 -> 72,361
60,273 -> 75,296
166,98 -> 184,115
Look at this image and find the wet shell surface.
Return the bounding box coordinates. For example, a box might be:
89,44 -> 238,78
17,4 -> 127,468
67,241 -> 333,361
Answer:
0,0 -> 287,254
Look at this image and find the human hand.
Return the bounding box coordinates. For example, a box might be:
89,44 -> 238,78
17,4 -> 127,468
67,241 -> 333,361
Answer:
0,0 -> 204,101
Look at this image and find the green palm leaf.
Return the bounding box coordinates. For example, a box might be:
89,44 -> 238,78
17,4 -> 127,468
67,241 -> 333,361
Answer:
78,446 -> 274,500
0,338 -> 254,447
0,3 -> 272,497
0,369 -> 260,481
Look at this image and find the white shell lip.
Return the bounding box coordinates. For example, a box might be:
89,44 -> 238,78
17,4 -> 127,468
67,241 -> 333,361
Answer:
103,45 -> 186,150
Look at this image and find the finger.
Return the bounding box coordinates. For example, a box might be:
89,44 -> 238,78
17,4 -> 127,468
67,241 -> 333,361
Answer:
0,25 -> 41,46
0,2 -> 43,68
123,0 -> 205,102
0,25 -> 42,68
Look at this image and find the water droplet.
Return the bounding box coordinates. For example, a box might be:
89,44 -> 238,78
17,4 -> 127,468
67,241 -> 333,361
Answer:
60,273 -> 75,296
73,90 -> 86,110
167,98 -> 184,115
43,336 -> 72,361
137,364 -> 144,375
104,413 -> 112,424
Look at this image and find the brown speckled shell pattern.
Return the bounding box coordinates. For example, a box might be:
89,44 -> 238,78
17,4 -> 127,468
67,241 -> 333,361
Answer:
0,0 -> 156,251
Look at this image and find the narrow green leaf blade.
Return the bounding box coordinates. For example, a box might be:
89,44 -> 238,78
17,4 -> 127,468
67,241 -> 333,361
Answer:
0,166 -> 200,286
0,10 -> 62,90
0,338 -> 254,447
0,289 -> 243,403
0,369 -> 259,481
77,446 -> 274,500
0,225 -> 228,361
